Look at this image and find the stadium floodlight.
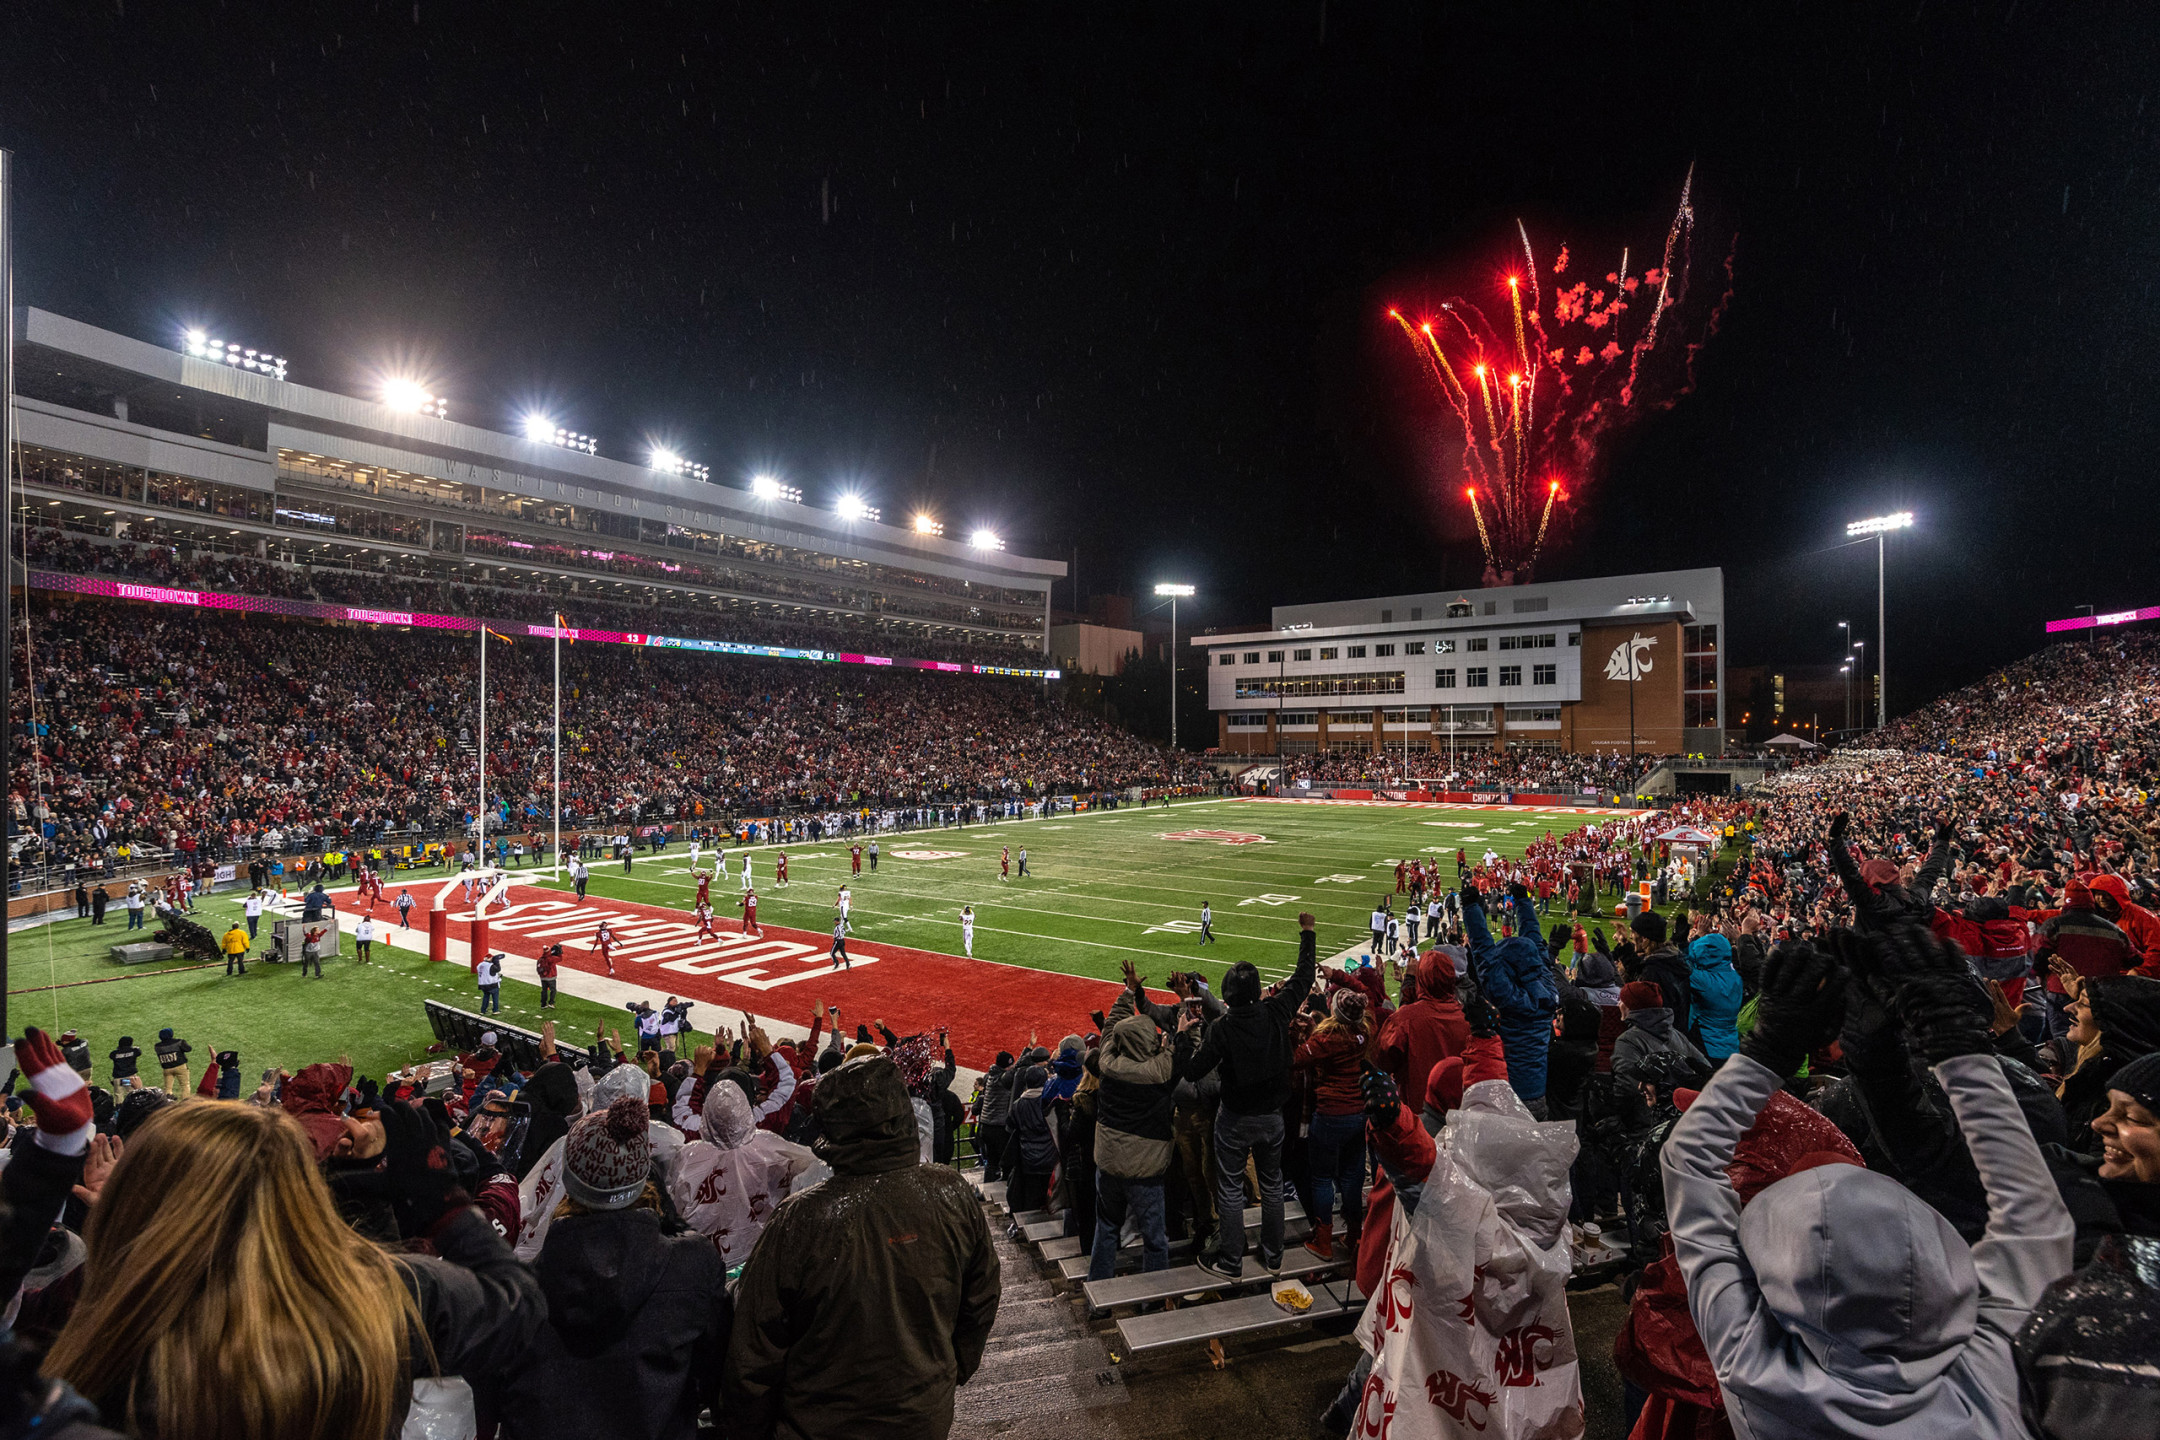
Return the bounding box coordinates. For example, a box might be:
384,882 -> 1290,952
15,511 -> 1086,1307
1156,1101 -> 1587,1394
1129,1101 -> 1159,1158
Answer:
1154,583 -> 1196,751
1844,511 -> 1913,537
183,329 -> 287,381
750,473 -> 803,504
1845,511 -> 1911,729
382,378 -> 448,418
913,513 -> 945,537
649,448 -> 710,482
522,414 -> 598,454
835,494 -> 881,523
970,528 -> 1005,551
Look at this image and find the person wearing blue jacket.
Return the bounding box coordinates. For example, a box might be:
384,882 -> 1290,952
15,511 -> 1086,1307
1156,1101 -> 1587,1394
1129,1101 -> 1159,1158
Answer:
1461,881 -> 1559,1114
1686,927 -> 1744,1063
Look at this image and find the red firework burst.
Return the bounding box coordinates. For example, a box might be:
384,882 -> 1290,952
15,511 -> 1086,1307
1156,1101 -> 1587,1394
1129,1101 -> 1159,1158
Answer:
1389,168 -> 1729,583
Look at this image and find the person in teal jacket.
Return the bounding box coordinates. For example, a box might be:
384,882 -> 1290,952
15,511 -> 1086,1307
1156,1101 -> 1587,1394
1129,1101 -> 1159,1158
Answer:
1687,929 -> 1744,1062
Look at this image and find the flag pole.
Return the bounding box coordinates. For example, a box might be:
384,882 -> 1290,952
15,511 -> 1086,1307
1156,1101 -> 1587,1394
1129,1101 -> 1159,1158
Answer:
0,148 -> 14,1040
477,622 -> 487,870
553,614 -> 562,878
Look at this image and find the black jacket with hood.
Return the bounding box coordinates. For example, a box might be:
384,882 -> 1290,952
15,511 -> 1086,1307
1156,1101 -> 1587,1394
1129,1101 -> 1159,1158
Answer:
1636,944 -> 1694,1038
723,1056 -> 1001,1440
496,1206 -> 729,1440
516,1061 -> 583,1180
1176,930 -> 1317,1117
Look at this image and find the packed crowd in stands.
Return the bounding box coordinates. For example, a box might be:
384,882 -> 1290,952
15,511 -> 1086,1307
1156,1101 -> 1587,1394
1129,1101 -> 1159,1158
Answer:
957,633 -> 2160,1439
0,625 -> 2155,1439
1272,746 -> 1665,796
0,1004 -> 996,1440
8,601 -> 1208,876
19,528 -> 1043,665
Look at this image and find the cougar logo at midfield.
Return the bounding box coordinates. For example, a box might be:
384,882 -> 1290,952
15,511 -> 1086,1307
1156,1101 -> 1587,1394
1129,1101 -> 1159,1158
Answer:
1603,633 -> 1657,681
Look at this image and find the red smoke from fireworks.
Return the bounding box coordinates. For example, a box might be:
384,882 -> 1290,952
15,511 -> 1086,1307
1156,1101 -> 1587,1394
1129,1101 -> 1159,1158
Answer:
1389,169 -> 1730,583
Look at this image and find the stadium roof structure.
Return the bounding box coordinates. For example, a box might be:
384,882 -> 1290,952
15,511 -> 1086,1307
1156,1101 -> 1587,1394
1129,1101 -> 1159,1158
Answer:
11,307 -> 1064,595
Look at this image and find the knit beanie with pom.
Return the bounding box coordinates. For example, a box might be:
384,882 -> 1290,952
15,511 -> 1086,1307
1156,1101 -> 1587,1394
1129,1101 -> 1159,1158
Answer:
562,1095 -> 652,1210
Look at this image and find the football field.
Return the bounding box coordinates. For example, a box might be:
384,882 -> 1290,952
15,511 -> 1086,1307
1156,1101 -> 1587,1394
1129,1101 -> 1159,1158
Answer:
546,795 -> 1636,986
9,797 -> 1642,1082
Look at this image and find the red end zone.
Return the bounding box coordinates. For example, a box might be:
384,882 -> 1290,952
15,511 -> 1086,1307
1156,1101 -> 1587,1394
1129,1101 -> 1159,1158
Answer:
338,884 -> 1134,1070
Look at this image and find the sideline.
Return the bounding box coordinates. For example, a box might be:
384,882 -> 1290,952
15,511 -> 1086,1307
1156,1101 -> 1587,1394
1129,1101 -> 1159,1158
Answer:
500,793 -> 1233,881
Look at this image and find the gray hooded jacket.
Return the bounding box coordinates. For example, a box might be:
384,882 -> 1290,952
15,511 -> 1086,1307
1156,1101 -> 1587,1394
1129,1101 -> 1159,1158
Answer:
1611,1006 -> 1708,1091
1661,1053 -> 2073,1440
1091,1014 -> 1176,1179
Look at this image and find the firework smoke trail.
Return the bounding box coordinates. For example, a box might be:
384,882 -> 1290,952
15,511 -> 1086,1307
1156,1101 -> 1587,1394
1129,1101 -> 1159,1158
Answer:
1392,311 -> 1493,499
1629,164 -> 1696,406
1645,165 -> 1694,347
1466,488 -> 1493,560
1389,173 -> 1724,582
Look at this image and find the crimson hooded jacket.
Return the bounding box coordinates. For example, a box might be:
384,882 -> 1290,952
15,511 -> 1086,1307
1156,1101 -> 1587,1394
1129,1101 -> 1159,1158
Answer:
1292,1022 -> 1373,1116
1373,947 -> 1471,1116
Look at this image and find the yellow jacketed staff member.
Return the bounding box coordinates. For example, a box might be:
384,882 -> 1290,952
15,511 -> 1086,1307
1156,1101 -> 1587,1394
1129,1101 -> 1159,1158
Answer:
220,922 -> 251,978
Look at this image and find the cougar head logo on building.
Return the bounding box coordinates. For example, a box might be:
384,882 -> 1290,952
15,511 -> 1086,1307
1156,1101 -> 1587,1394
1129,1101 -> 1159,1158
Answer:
1604,633 -> 1658,682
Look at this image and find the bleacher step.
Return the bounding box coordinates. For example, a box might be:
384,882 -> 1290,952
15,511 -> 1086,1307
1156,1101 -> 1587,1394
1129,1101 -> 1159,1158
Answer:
1055,1220 -> 1314,1280
1113,1277 -> 1366,1355
1081,1247 -> 1340,1312
1026,1198 -> 1302,1247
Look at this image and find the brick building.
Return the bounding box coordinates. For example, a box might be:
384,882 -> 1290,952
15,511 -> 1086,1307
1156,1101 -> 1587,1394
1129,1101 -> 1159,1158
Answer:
1200,568 -> 1727,758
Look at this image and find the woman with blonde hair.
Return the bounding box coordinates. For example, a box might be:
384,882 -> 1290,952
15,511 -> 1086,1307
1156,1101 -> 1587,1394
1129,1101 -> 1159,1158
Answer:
43,1096 -> 543,1440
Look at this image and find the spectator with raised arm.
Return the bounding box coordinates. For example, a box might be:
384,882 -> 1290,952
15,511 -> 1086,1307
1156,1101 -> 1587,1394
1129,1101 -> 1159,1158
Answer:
1660,926 -> 2073,1438
1177,912 -> 1317,1281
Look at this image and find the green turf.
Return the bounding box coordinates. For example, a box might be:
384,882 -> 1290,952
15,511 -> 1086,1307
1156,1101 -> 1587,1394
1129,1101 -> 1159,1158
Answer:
527,796 -> 1625,985
10,796 -> 1632,1086
6,896 -> 676,1091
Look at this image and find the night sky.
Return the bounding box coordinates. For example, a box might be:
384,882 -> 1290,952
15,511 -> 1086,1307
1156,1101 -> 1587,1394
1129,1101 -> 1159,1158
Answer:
4,3 -> 2157,714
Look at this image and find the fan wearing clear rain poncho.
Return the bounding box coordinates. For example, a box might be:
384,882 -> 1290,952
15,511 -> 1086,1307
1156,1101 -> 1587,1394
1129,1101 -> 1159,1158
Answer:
669,1075 -> 817,1268
1344,976 -> 1585,1440
1660,924 -> 2075,1440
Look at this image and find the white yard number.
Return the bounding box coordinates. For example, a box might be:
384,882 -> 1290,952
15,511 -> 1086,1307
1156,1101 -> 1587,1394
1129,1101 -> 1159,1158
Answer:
1238,893 -> 1300,907
1422,821 -> 1485,829
1314,874 -> 1364,885
1145,918 -> 1206,935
